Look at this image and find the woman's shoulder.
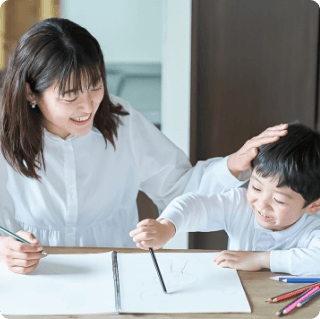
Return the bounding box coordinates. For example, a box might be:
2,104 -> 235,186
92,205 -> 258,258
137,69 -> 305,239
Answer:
109,94 -> 133,113
108,94 -> 154,129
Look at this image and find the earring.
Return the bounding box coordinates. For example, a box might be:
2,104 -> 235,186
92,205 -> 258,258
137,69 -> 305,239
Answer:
30,101 -> 37,109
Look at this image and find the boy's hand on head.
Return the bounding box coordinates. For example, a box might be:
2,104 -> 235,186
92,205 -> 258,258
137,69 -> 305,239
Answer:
213,250 -> 270,271
129,219 -> 176,250
227,124 -> 288,177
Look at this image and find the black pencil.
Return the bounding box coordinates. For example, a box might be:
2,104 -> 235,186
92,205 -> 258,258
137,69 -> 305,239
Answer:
149,248 -> 167,293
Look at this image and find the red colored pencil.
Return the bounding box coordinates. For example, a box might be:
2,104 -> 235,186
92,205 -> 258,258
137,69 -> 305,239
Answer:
265,280 -> 320,303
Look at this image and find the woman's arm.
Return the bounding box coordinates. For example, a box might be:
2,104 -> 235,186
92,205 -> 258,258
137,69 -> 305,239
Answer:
124,96 -> 287,208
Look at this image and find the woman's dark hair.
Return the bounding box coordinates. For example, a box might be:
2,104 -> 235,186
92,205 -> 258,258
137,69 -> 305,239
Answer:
251,123 -> 320,207
0,18 -> 128,180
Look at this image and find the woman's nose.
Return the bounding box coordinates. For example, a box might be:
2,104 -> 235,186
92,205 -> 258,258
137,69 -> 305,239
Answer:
78,91 -> 93,112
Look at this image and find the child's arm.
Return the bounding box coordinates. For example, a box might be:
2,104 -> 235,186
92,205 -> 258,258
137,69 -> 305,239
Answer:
129,219 -> 176,250
269,231 -> 320,276
213,251 -> 270,271
130,188 -> 249,249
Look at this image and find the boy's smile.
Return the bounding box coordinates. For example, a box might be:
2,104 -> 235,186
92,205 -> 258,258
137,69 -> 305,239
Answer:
246,169 -> 312,231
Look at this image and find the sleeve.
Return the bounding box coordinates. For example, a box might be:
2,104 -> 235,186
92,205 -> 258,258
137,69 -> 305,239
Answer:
156,188 -> 248,234
121,97 -> 249,209
270,229 -> 320,276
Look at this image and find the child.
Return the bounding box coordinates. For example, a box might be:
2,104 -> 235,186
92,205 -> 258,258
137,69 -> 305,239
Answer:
130,123 -> 320,276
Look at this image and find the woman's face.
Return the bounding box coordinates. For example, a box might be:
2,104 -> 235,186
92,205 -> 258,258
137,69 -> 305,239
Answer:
36,78 -> 104,139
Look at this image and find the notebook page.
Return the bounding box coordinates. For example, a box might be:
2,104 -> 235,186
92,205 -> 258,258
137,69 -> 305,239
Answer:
0,252 -> 115,315
118,252 -> 251,313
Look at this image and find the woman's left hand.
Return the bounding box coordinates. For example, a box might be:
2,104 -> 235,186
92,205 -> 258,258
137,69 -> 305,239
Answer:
213,250 -> 270,271
227,123 -> 288,177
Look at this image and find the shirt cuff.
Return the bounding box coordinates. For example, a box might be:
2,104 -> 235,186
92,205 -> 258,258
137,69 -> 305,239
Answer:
212,156 -> 251,188
270,250 -> 291,274
157,210 -> 184,233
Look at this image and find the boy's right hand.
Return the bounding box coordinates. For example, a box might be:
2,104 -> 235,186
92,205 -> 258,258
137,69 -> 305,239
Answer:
129,219 -> 176,250
0,230 -> 46,274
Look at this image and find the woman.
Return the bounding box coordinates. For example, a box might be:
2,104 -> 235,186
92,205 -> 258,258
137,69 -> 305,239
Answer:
0,18 -> 286,273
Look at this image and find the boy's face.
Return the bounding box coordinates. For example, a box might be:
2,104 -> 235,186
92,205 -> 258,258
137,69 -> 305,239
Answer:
247,169 -> 309,231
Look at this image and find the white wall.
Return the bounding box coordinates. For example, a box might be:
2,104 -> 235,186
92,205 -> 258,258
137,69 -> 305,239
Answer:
161,0 -> 192,249
61,0 -> 162,63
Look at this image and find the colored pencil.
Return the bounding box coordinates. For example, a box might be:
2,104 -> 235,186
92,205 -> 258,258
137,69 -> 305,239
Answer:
149,248 -> 167,293
265,280 -> 320,303
297,288 -> 320,307
275,288 -> 313,316
0,225 -> 45,254
270,276 -> 320,283
282,286 -> 320,315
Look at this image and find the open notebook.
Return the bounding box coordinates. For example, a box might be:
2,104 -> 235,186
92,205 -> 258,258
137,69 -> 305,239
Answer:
0,252 -> 251,315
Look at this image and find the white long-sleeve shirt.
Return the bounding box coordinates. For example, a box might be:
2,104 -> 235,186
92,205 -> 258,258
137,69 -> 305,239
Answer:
0,95 -> 247,248
159,187 -> 320,276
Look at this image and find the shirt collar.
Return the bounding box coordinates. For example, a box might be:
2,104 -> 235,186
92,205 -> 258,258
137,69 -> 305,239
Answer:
43,128 -> 76,142
253,213 -> 308,241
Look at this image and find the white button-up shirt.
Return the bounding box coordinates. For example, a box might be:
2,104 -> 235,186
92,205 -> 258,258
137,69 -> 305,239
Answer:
0,95 -> 246,248
159,187 -> 320,276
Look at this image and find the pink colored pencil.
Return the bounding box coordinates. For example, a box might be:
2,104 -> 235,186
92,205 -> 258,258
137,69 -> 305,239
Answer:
282,286 -> 320,315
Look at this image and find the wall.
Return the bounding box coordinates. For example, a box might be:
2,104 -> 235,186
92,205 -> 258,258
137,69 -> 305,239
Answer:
61,0 -> 162,126
161,0 -> 192,249
60,0 -> 162,63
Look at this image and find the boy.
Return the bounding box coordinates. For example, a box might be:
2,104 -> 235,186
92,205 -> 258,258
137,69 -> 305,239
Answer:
130,123 -> 320,276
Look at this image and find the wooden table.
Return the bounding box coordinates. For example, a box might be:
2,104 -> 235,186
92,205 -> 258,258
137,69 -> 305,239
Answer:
6,247 -> 320,319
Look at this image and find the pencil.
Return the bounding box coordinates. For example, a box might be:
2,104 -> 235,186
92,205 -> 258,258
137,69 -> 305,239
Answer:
0,225 -> 45,254
282,287 -> 320,315
265,280 -> 320,303
275,288 -> 312,316
270,276 -> 320,283
297,287 -> 320,307
149,248 -> 167,293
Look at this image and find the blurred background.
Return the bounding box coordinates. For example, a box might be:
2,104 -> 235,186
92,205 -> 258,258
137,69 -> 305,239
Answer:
1,0 -> 320,250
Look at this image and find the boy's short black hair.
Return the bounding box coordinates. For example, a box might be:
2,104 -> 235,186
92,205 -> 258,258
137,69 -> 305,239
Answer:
251,123 -> 320,207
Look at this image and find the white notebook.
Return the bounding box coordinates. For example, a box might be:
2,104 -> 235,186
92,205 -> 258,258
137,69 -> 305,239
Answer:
0,252 -> 251,315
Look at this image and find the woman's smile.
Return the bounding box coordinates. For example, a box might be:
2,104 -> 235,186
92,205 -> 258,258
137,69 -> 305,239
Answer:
70,113 -> 92,125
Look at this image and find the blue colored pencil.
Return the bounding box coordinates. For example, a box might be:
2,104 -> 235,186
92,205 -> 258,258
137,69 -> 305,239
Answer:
270,276 -> 320,283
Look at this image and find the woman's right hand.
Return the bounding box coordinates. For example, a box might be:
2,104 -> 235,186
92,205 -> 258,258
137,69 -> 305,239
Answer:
0,230 -> 47,274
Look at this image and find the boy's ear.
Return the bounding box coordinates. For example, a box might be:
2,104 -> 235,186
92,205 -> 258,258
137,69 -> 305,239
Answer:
25,83 -> 36,102
305,198 -> 320,215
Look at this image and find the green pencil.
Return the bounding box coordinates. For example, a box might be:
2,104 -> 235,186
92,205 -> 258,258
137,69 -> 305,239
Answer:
0,225 -> 45,254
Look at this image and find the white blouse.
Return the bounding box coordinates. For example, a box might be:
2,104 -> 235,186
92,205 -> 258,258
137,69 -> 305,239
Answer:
0,95 -> 247,248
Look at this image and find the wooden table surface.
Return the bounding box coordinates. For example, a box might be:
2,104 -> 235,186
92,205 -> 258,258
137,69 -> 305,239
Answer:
5,247 -> 320,319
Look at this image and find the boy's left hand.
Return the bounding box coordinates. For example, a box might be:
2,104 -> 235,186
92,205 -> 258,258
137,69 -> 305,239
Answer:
213,250 -> 270,271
